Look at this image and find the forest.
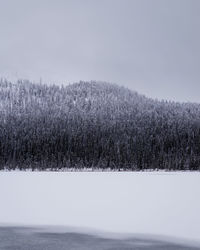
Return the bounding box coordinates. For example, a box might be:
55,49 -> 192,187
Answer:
0,79 -> 200,170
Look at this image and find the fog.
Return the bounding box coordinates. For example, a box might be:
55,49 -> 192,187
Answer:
0,0 -> 200,102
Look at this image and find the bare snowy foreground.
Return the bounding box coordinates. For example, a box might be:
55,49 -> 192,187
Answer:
0,172 -> 200,249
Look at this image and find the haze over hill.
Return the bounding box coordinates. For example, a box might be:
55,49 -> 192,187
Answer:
0,79 -> 200,170
1,0 -> 200,103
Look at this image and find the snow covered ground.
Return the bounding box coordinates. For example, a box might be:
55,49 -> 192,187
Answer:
0,172 -> 200,244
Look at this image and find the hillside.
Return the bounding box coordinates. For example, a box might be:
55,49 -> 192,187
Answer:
0,79 -> 200,170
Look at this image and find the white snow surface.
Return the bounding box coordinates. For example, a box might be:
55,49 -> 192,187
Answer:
0,172 -> 200,242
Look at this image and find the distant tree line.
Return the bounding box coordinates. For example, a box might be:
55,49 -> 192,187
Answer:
0,79 -> 200,170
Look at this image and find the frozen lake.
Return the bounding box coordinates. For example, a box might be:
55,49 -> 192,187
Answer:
0,172 -> 200,249
0,226 -> 199,250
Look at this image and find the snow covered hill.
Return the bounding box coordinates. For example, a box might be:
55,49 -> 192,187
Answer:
0,79 -> 200,170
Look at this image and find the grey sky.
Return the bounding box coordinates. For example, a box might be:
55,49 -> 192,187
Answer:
0,0 -> 200,102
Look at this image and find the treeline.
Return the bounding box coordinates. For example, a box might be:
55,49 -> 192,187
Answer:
0,79 -> 200,170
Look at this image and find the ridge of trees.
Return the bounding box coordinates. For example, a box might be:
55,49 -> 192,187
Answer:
0,79 -> 200,170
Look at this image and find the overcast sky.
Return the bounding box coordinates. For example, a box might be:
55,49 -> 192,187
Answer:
0,0 -> 200,102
